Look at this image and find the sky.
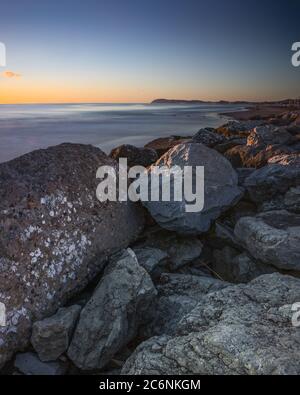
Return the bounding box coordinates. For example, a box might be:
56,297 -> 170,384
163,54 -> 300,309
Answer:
0,0 -> 299,103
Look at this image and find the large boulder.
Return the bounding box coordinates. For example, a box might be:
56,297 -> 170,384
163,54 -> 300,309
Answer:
109,144 -> 158,167
143,143 -> 242,234
122,273 -> 300,375
0,143 -> 144,368
67,249 -> 157,370
234,210 -> 300,271
31,305 -> 81,362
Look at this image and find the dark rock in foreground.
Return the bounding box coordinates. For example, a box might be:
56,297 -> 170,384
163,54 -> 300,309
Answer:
0,143 -> 144,368
122,273 -> 300,375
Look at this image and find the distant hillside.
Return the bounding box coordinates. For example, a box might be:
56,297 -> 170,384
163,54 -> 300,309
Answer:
151,98 -> 294,105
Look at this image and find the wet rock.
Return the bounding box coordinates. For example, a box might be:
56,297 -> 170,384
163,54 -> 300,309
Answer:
122,273 -> 300,375
14,352 -> 66,375
67,249 -> 157,370
235,210 -> 300,271
0,143 -> 144,368
31,305 -> 81,362
143,143 -> 242,234
109,144 -> 158,167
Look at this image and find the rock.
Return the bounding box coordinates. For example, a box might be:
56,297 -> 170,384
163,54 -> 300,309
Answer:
132,247 -> 169,279
67,249 -> 157,370
0,143 -> 145,368
134,228 -> 203,270
14,352 -> 66,375
109,144 -> 158,167
192,128 -> 226,147
236,168 -> 256,186
31,305 -> 81,362
234,210 -> 300,271
216,120 -> 263,138
268,153 -> 300,166
122,273 -> 300,375
244,163 -> 300,204
143,143 -> 242,234
212,246 -> 275,283
141,273 -> 228,337
247,126 -> 292,147
144,136 -> 191,157
284,187 -> 300,213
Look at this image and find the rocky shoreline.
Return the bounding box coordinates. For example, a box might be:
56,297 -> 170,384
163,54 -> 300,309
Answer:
0,107 -> 300,375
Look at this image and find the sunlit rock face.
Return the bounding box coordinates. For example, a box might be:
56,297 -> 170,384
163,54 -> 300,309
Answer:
0,143 -> 144,368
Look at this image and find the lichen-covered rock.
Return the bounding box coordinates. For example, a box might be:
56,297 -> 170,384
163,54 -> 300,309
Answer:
143,143 -> 242,234
109,144 -> 158,167
67,249 -> 157,370
0,143 -> 145,368
212,246 -> 275,283
122,273 -> 300,375
31,305 -> 81,361
234,210 -> 300,271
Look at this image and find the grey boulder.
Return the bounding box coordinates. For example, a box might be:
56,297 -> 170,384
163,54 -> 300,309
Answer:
143,143 -> 242,234
67,249 -> 157,370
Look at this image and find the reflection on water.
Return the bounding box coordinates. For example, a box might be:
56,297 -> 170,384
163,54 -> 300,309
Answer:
0,103 -> 243,163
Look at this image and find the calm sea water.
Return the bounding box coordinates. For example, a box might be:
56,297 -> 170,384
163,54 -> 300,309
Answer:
0,103 -> 243,163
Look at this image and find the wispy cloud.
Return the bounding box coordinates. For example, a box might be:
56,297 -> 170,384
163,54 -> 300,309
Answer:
2,71 -> 22,78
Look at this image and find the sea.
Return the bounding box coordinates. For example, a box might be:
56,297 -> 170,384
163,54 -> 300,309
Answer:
0,103 -> 244,163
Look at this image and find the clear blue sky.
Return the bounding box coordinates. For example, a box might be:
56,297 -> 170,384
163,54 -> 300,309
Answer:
0,0 -> 299,103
